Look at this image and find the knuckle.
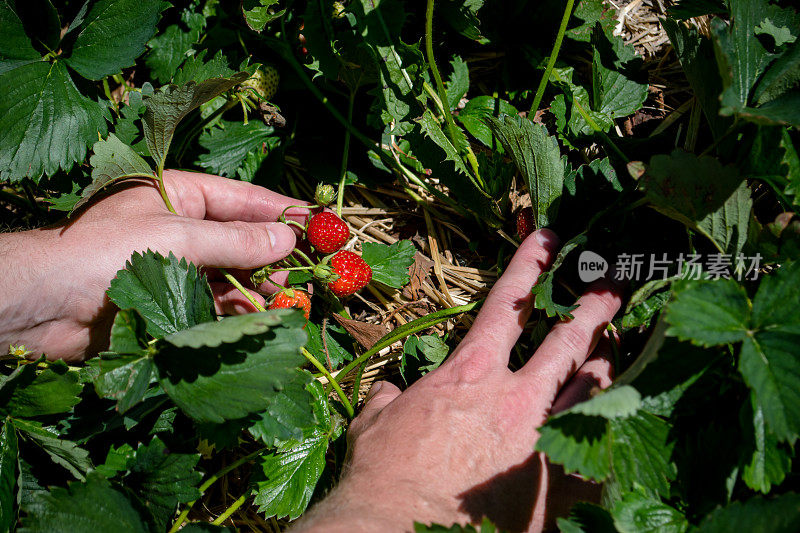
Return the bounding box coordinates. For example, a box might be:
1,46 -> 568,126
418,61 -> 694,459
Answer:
487,284 -> 532,313
227,222 -> 269,263
553,323 -> 593,353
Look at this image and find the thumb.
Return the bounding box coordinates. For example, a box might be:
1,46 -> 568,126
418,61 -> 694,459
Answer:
348,381 -> 401,442
183,219 -> 297,269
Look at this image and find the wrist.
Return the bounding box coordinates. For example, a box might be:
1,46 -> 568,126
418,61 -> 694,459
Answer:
293,472 -> 455,532
0,228 -> 63,355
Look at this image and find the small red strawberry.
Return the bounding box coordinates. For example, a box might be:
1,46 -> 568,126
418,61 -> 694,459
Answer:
306,212 -> 349,253
328,250 -> 372,296
516,206 -> 535,240
268,289 -> 311,320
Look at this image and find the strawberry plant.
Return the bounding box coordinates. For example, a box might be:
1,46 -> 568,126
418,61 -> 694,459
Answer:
1,0 -> 800,531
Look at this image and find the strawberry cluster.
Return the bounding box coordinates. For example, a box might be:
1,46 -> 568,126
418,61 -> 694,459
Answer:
262,185 -> 373,319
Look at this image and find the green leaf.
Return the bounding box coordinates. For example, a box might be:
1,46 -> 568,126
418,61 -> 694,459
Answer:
0,0 -> 40,74
557,502 -> 616,533
109,309 -> 149,355
400,334 -> 450,384
0,61 -> 109,182
0,362 -> 82,418
242,0 -> 286,32
44,182 -> 83,212
642,150 -> 749,254
74,134 -> 154,213
107,251 -> 216,339
94,354 -> 154,414
253,381 -> 338,519
591,27 -> 649,122
611,493 -> 687,533
248,371 -> 319,446
486,114 -> 564,228
696,181 -> 753,256
740,262 -> 800,443
122,437 -> 201,529
753,42 -> 800,106
568,386 -> 641,418
665,279 -> 750,346
755,18 -> 798,48
357,0 -> 425,134
142,74 -> 249,172
457,96 -> 518,148
305,321 -> 354,370
740,392 -> 792,493
13,419 -> 92,480
438,0 -> 484,41
628,337 -> 720,417
196,120 -> 276,177
145,24 -> 201,84
0,422 -> 17,532
531,233 -> 585,319
155,311 -> 311,423
662,18 -> 730,139
417,109 -> 470,177
445,56 -> 469,110
65,0 -> 162,80
163,310 -> 296,349
549,65 -> 614,136
695,493 -> 800,533
714,0 -> 775,111
714,1 -> 800,125
173,50 -> 235,86
361,240 -> 416,289
19,472 -> 149,533
536,410 -> 675,498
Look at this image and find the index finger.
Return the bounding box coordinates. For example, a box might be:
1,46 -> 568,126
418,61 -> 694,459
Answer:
449,229 -> 559,370
164,170 -> 311,225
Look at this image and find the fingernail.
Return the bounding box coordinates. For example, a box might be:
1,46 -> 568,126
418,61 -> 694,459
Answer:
535,228 -> 560,248
265,222 -> 296,254
366,381 -> 383,400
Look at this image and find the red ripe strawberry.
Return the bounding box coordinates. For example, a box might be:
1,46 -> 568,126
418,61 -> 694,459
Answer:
328,250 -> 372,297
306,212 -> 349,253
516,206 -> 535,240
268,289 -> 311,320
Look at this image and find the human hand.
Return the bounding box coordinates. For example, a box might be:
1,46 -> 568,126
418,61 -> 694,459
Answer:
0,170 -> 310,362
294,230 -> 622,532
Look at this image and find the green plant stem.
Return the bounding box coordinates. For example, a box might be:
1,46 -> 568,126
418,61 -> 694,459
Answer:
351,359 -> 369,406
292,248 -> 317,267
303,348 -> 354,418
330,301 -> 482,385
156,169 -> 177,214
337,89 -> 356,218
211,493 -> 249,526
424,0 -> 484,189
102,77 -> 120,116
220,268 -> 266,312
169,447 -> 268,532
268,266 -> 314,272
530,0 -> 575,117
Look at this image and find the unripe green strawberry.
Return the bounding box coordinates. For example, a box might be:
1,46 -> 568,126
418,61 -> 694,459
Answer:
242,66 -> 279,100
315,183 -> 336,206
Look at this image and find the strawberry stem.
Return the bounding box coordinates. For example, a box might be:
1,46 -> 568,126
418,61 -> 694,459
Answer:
292,247 -> 316,267
302,348 -> 354,418
220,268 -> 266,312
169,446 -> 268,532
529,0 -> 575,117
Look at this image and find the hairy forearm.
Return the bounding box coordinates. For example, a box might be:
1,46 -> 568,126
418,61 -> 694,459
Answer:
291,474 -> 457,533
0,228 -> 63,354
